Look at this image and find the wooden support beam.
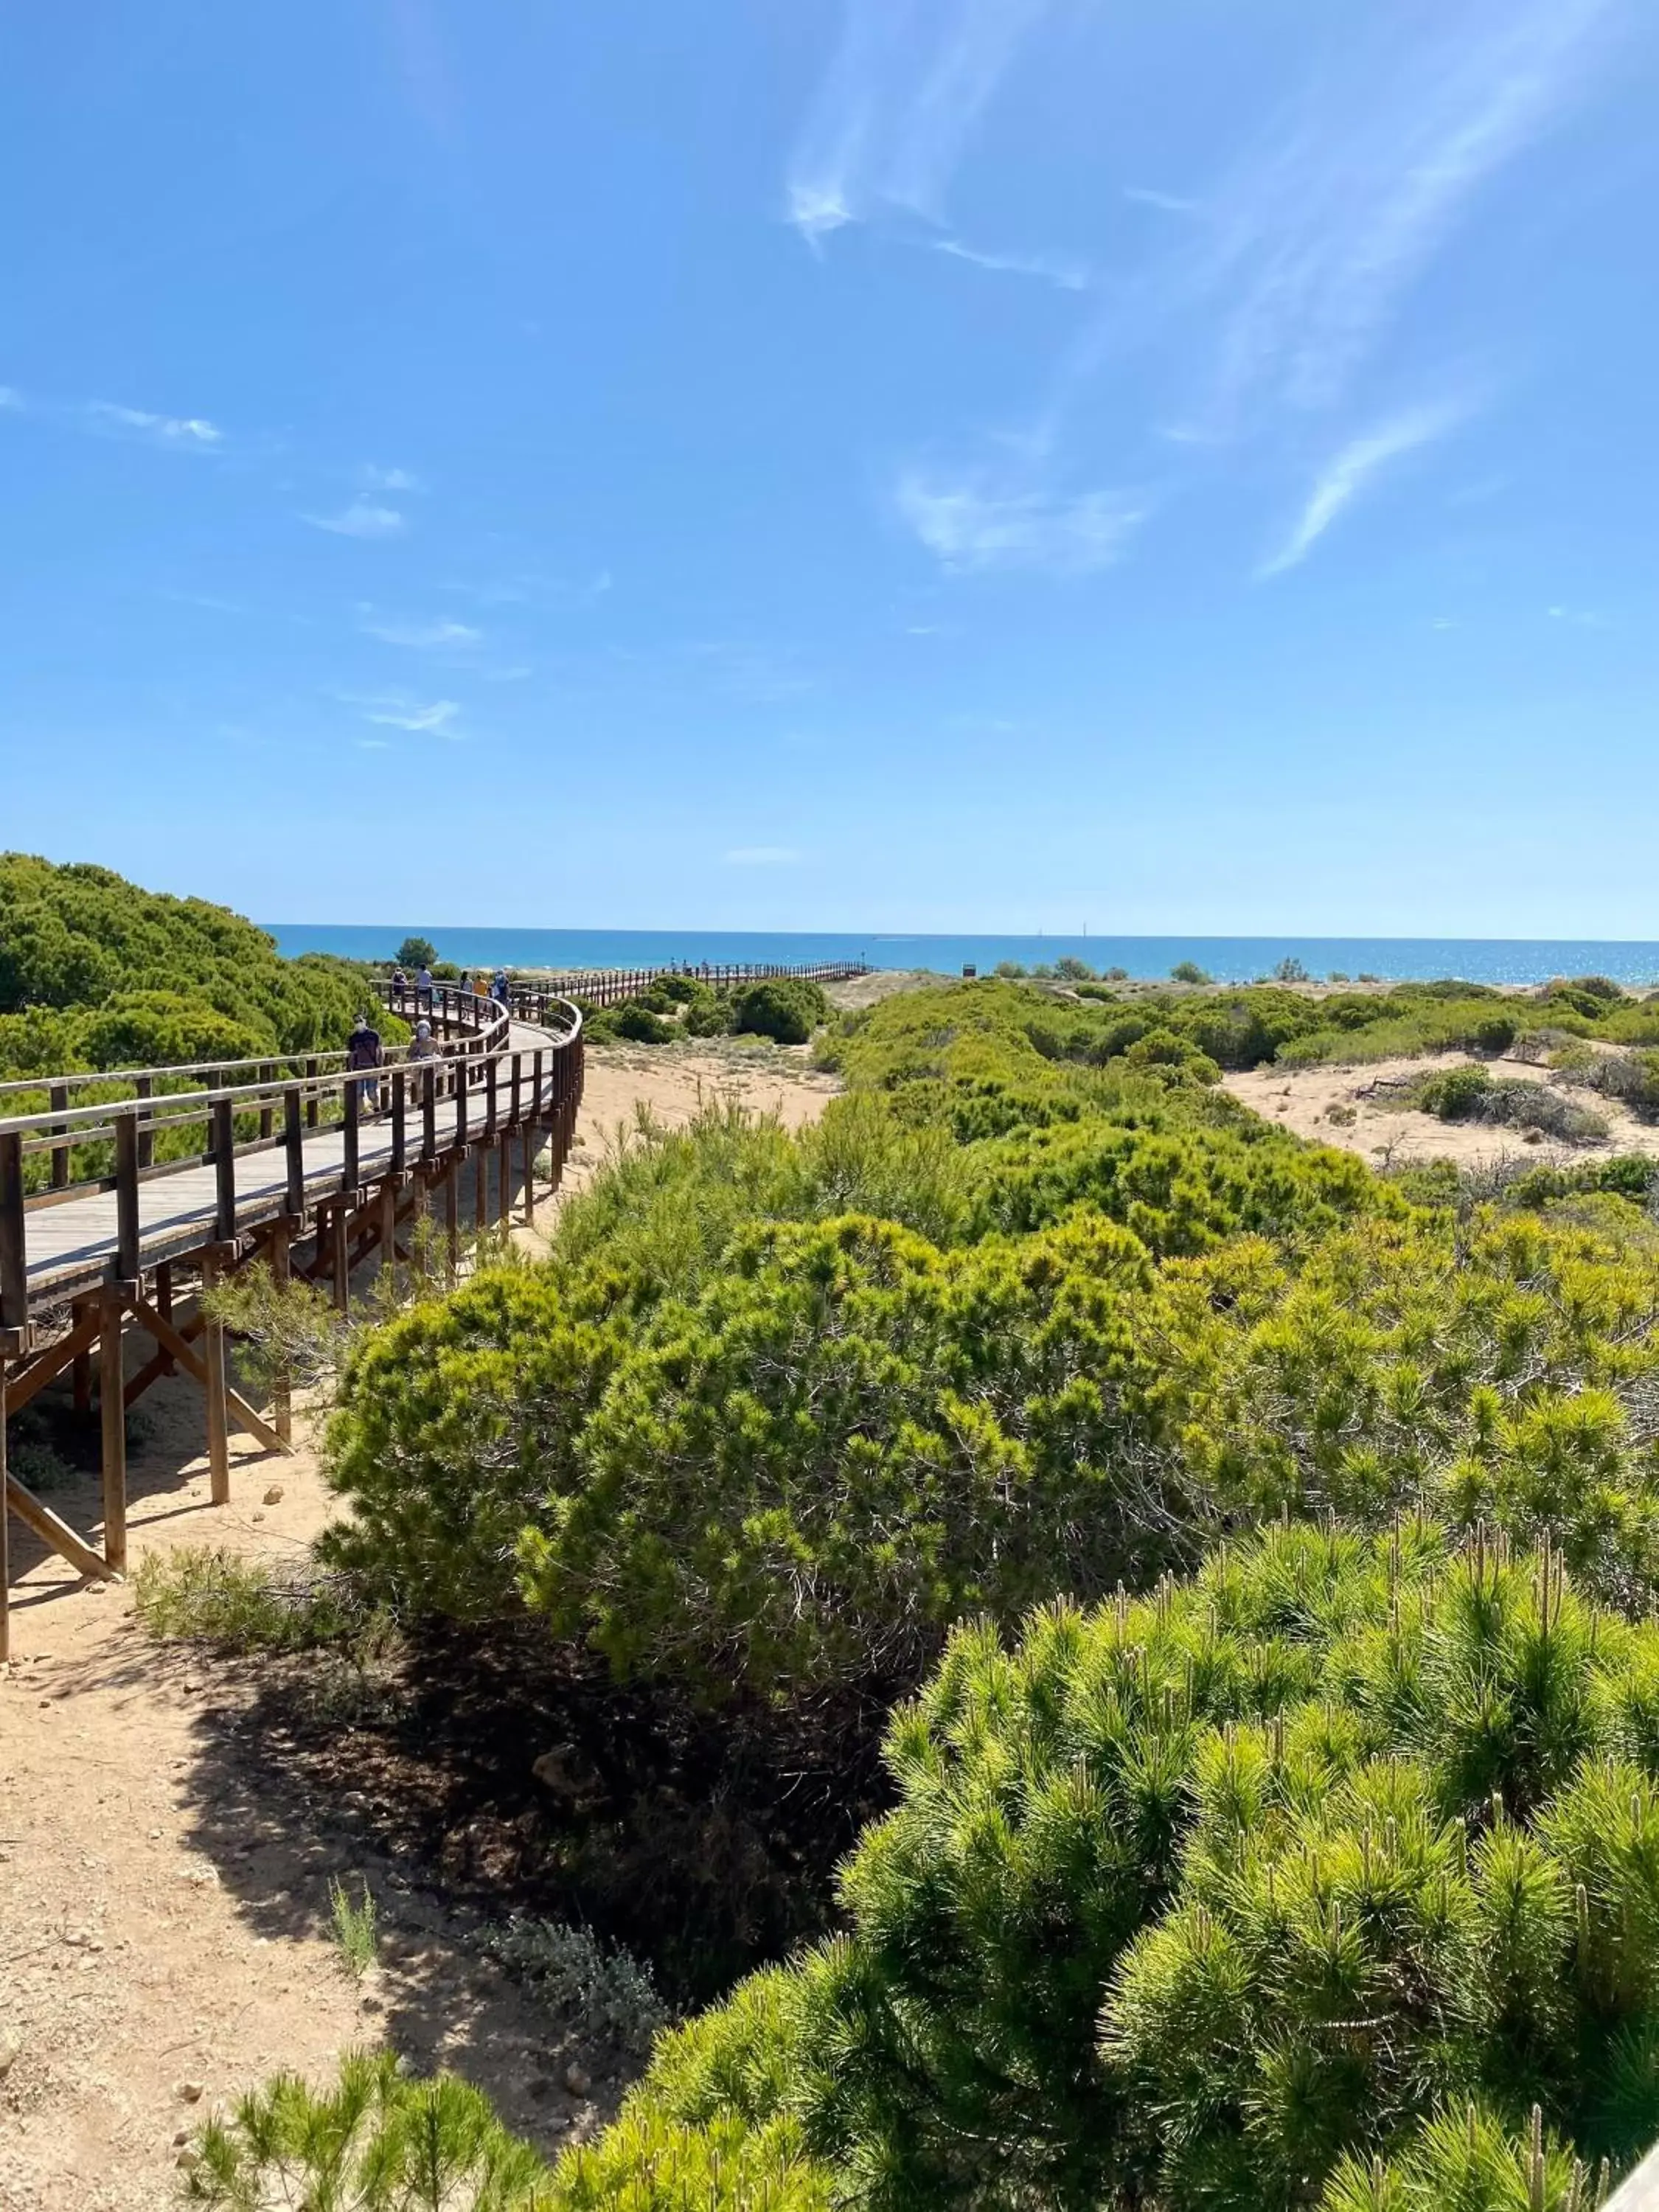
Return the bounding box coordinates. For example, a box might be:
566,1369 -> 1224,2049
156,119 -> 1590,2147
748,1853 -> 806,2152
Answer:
125,1307 -> 203,1409
1,1359 -> 10,1663
100,1293 -> 127,1573
72,1295 -> 92,1413
200,1249 -> 231,1506
444,1157 -> 459,1273
475,1142 -> 488,1234
269,1220 -> 292,1445
129,1294 -> 290,1458
5,1306 -> 102,1419
522,1122 -> 537,1226
330,1202 -> 349,1313
155,1260 -> 175,1376
380,1177 -> 397,1295
5,1471 -> 115,1584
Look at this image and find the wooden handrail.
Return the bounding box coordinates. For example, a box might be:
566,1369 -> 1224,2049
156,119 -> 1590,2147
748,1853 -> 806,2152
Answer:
0,995 -> 584,1328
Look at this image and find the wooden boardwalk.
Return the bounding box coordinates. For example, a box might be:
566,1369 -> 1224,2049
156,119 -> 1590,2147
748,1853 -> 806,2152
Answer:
1,986 -> 584,1653
18,1017 -> 564,1305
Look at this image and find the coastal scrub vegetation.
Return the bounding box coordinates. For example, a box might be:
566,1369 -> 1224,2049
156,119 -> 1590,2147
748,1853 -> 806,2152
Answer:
181,970 -> 1659,2203
578,972 -> 830,1048
0,852 -> 391,1077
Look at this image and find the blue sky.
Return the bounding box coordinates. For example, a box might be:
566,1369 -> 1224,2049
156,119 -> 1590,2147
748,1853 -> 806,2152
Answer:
2,1 -> 1658,935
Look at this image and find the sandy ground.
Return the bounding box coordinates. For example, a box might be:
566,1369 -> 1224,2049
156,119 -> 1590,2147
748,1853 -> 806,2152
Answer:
1224,1049 -> 1659,1172
560,1042 -> 839,1197
0,1043 -> 839,2211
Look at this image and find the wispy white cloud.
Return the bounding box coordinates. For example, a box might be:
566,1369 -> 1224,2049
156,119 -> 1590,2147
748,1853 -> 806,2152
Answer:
356,737 -> 393,750
359,463 -> 423,493
360,610 -> 482,649
341,689 -> 461,733
1259,403 -> 1466,577
0,384 -> 226,449
723,846 -> 801,867
306,499 -> 407,540
897,467 -> 1142,575
85,400 -> 223,448
1082,0 -> 1625,433
931,236 -> 1090,291
1547,603 -> 1612,629
366,698 -> 458,732
787,0 -> 1055,239
1123,186 -> 1202,218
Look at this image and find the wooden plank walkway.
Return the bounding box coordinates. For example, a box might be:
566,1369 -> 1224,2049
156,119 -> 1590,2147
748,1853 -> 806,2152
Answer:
21,1018 -> 560,1304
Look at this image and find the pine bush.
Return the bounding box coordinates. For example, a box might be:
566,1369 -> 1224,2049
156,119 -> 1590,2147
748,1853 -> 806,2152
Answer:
599,1523 -> 1659,2209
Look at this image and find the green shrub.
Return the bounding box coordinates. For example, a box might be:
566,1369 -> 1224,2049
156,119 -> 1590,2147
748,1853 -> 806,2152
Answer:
329,1877 -> 379,1978
1416,1068 -> 1610,1145
610,1003 -> 676,1045
321,1271 -> 624,1617
187,2053 -> 833,2210
396,935 -> 439,970
599,1523 -> 1659,2210
0,852 -> 380,1064
1472,1013 -> 1520,1054
729,978 -> 829,1046
517,1209 -> 1194,1696
1417,1065 -> 1495,1119
133,1548 -> 375,1653
187,2052 -> 551,2211
70,990 -> 268,1069
681,982 -> 732,1036
1171,960 -> 1212,985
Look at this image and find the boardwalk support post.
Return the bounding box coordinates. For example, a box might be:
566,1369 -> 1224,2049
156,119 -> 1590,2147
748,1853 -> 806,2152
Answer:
270,1219 -> 293,1445
1,1357 -> 8,1663
201,1248 -> 232,1506
100,1290 -> 127,1572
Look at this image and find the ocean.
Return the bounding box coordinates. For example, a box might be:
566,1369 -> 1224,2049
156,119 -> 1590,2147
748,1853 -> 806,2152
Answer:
262,925 -> 1659,990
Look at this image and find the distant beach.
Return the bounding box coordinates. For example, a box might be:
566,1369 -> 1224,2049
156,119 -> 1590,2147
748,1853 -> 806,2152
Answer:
264,925 -> 1659,990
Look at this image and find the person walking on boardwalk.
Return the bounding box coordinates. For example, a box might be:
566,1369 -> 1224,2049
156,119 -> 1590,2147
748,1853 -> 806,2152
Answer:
407,1018 -> 441,1063
416,963 -> 434,1012
346,1012 -> 383,1112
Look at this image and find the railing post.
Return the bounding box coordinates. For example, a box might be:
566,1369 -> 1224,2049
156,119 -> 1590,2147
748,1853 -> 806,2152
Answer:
422,1064 -> 437,1161
284,1086 -> 305,1217
485,1054 -> 498,1136
305,1057 -> 320,1129
212,1096 -> 237,1244
391,1068 -> 406,1176
114,1113 -> 140,1284
454,1051 -> 468,1145
258,1065 -> 274,1143
135,1072 -> 154,1169
49,1081 -> 69,1190
0,1131 -> 26,1332
343,1074 -> 359,1195
510,1050 -> 522,1129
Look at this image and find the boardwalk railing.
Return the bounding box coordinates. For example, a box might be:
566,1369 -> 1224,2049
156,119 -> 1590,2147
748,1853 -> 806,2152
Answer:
0,987 -> 582,1652
506,959 -> 869,1012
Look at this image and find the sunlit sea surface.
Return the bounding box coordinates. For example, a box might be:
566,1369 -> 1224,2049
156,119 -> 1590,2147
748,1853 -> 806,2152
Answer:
263,926 -> 1659,990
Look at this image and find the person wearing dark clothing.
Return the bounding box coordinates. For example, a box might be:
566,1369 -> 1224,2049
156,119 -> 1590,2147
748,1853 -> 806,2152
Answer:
346,1015 -> 383,1111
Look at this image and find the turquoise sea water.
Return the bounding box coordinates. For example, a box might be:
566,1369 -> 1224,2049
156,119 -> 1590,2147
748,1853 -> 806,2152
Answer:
264,925 -> 1659,990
